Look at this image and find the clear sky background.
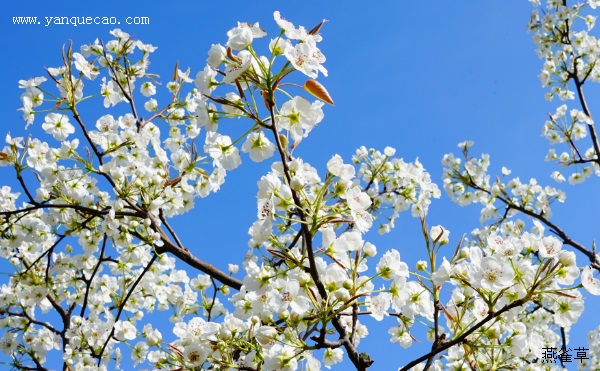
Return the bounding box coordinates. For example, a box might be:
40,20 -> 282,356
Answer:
2,1 -> 600,370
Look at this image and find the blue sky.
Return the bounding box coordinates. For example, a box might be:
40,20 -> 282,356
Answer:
2,1 -> 600,370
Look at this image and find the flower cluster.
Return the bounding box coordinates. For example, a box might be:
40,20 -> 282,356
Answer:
528,0 -> 600,185
0,3 -> 600,371
442,141 -> 566,221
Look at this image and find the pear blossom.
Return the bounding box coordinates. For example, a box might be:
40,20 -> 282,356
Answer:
194,65 -> 218,94
538,236 -> 562,258
221,92 -> 244,116
367,292 -> 391,321
183,343 -> 209,367
430,225 -> 450,244
223,50 -> 253,84
204,132 -> 241,170
389,327 -> 412,348
277,96 -> 324,143
207,44 -> 227,68
431,257 -> 452,286
269,37 -> 290,56
273,11 -> 298,38
19,94 -> 35,127
241,131 -> 276,162
284,42 -> 328,78
143,324 -> 162,347
42,113 -> 75,140
582,266 -> 600,295
226,22 -> 266,50
323,348 -> 343,369
114,320 -> 137,341
140,81 -> 156,97
132,342 -> 149,366
327,154 -> 355,180
397,281 -> 434,321
376,249 -> 409,280
471,256 -> 513,291
144,98 -> 158,111
263,344 -> 298,371
553,295 -> 584,328
274,279 -> 310,315
73,52 -> 99,80
18,76 -> 46,88
100,77 -> 123,107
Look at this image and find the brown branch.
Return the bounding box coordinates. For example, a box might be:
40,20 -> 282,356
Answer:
467,178 -> 600,271
398,297 -> 528,371
158,208 -> 184,249
100,40 -> 138,119
16,173 -> 36,205
267,105 -> 370,370
572,67 -> 600,166
206,277 -> 219,321
153,232 -> 242,290
97,253 -> 158,363
310,335 -> 346,349
71,107 -> 104,165
80,235 -> 108,317
0,203 -> 140,218
424,298 -> 442,370
559,16 -> 600,166
2,310 -> 61,336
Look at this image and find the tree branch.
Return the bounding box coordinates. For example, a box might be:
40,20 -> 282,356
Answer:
398,297 -> 528,371
267,104 -> 371,370
97,253 -> 158,364
467,178 -> 600,271
153,232 -> 242,290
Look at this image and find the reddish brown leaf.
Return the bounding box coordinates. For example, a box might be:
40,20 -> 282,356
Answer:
261,90 -> 273,111
303,80 -> 334,105
172,60 -> 179,81
226,47 -> 241,63
309,19 -> 328,35
164,175 -> 183,188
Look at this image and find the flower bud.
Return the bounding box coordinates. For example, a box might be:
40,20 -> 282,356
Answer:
219,328 -> 232,341
334,288 -> 351,302
363,242 -> 377,257
146,328 -> 162,347
278,134 -> 288,149
430,225 -> 450,245
559,251 -> 576,266
334,179 -> 350,195
255,326 -> 277,345
277,309 -> 289,321
290,177 -> 304,191
485,326 -> 500,340
416,260 -> 428,271
261,310 -> 274,323
299,272 -> 311,286
462,285 -> 475,297
427,326 -> 445,342
228,264 -> 239,274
